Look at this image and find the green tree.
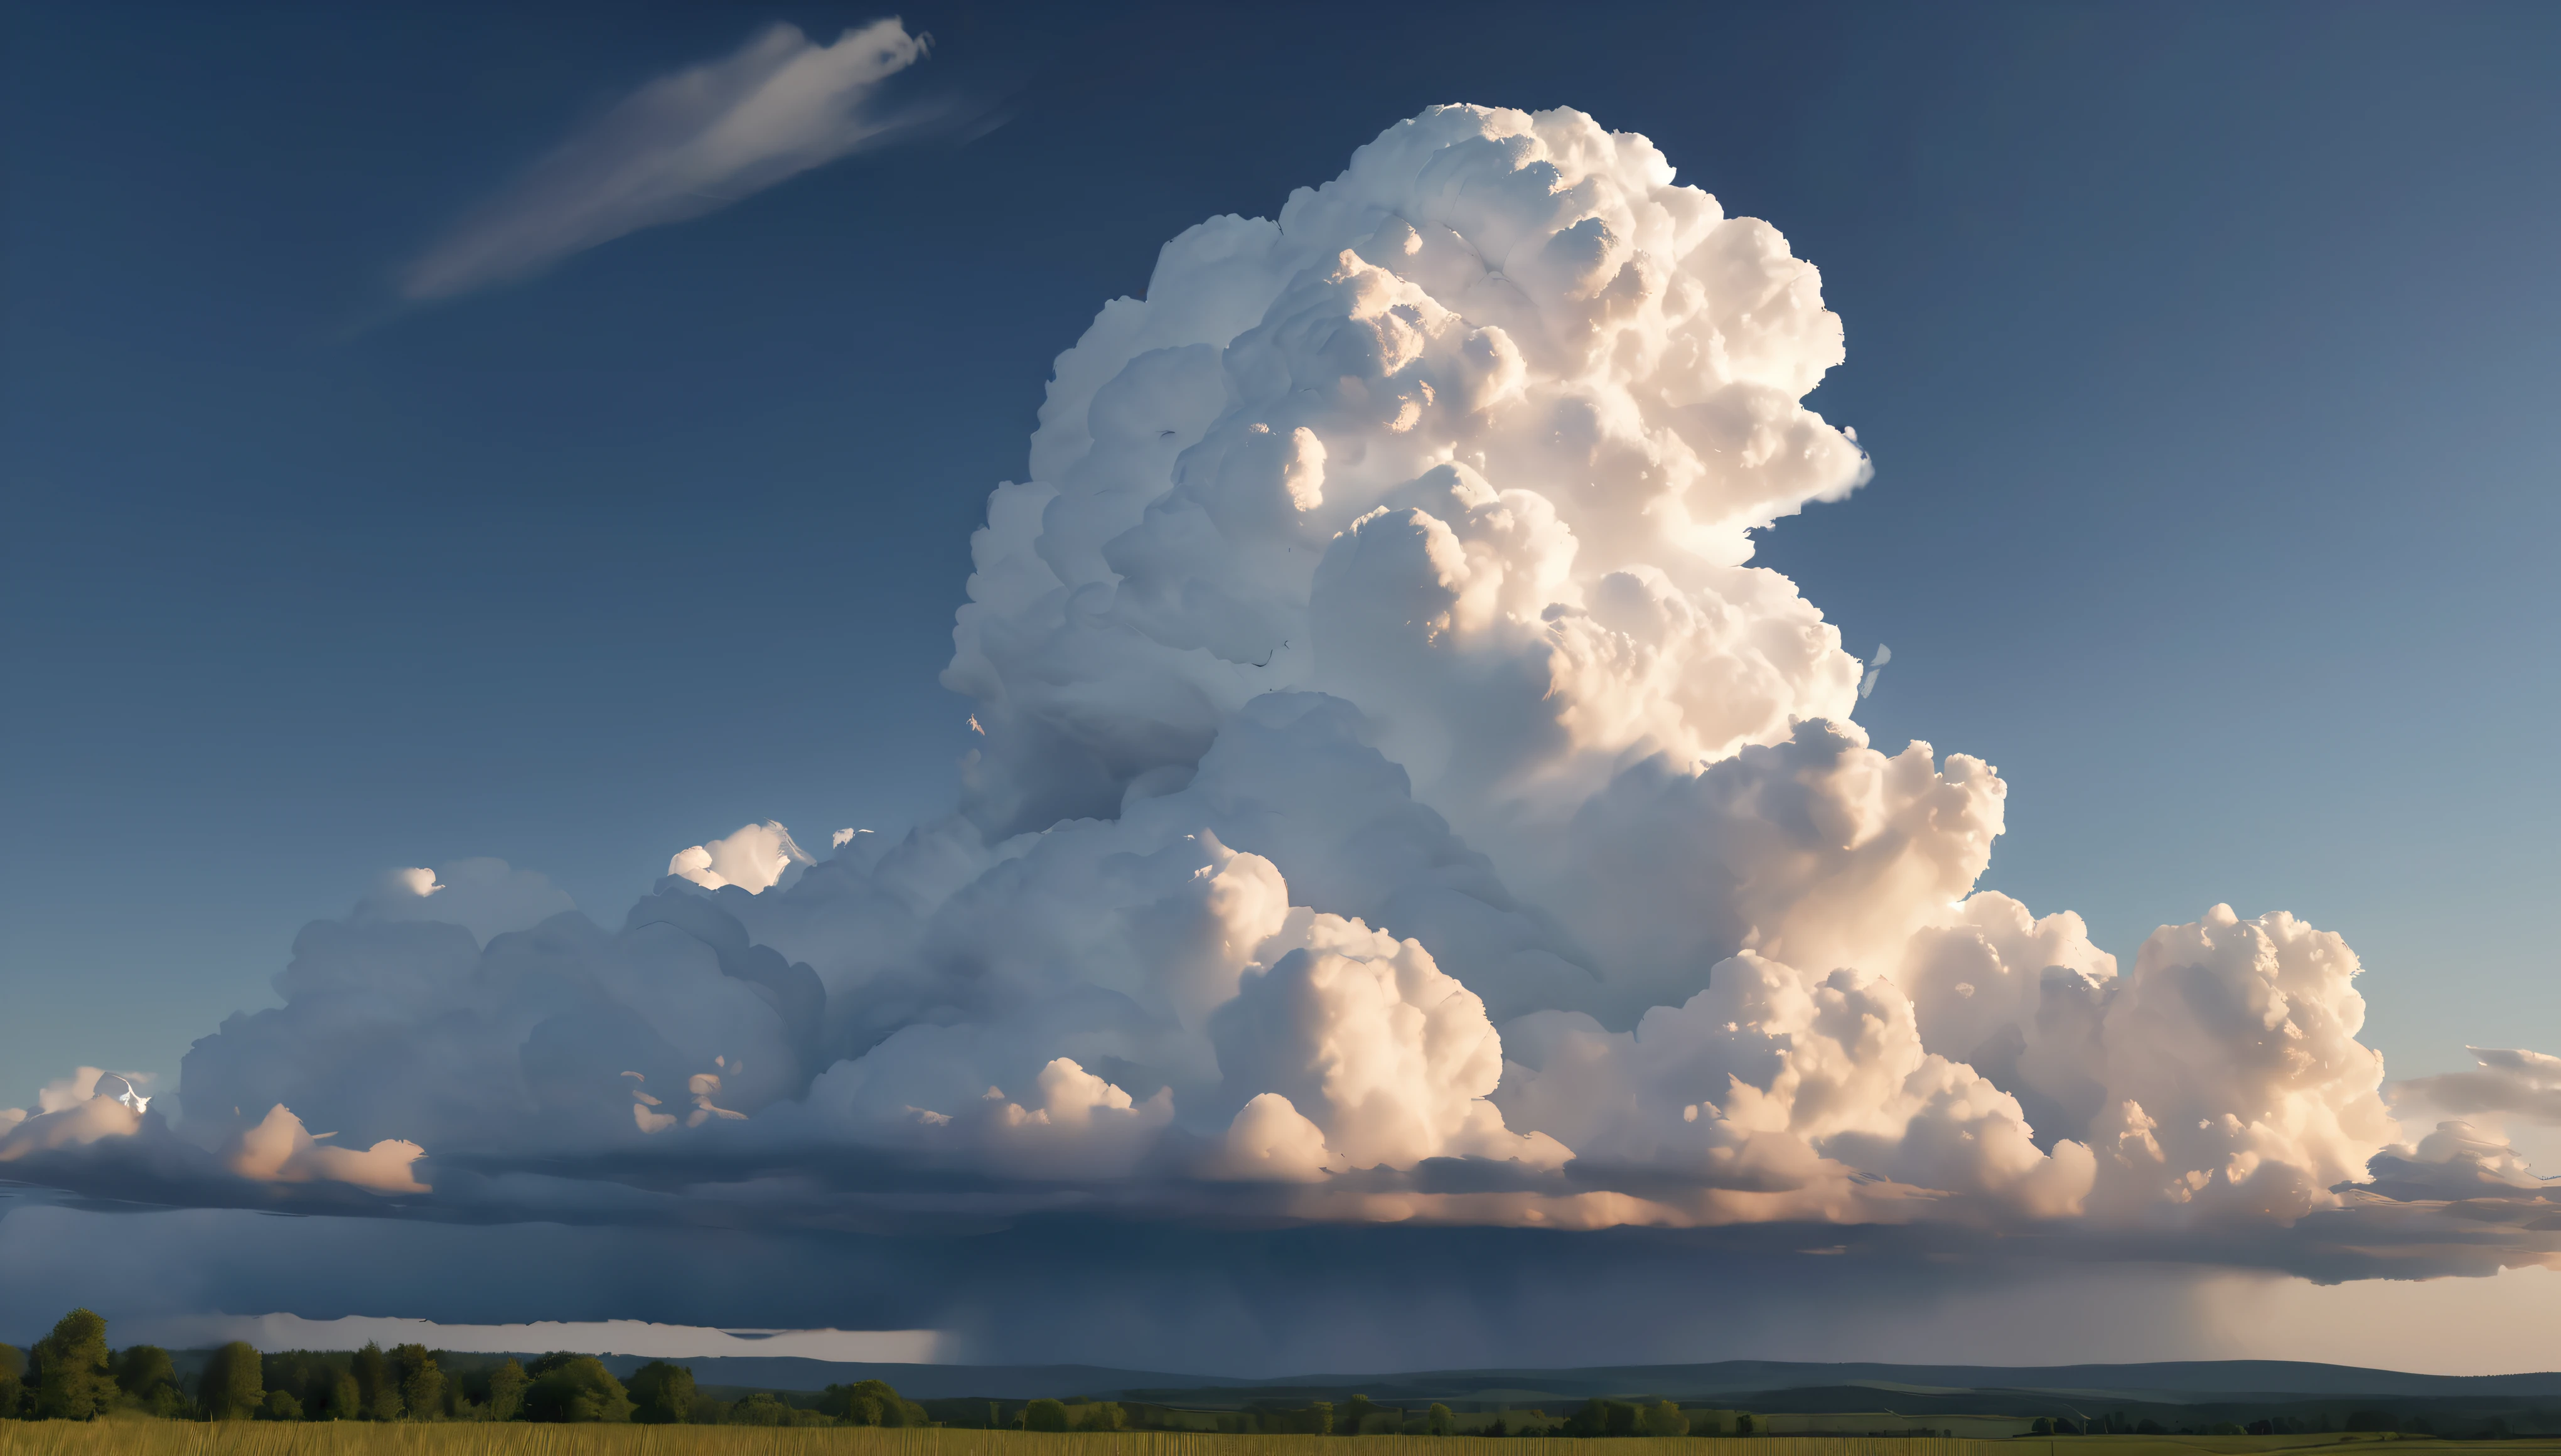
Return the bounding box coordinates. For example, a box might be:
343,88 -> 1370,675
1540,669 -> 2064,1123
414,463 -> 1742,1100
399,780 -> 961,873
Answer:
326,1372 -> 363,1421
201,1342 -> 265,1421
391,1346 -> 444,1421
1341,1395 -> 1380,1435
262,1391 -> 304,1421
114,1346 -> 177,1406
521,1354 -> 631,1423
1642,1401 -> 1688,1437
1734,1412 -> 1755,1435
352,1343 -> 400,1421
1427,1404 -> 1455,1437
33,1310 -> 115,1421
484,1359 -> 528,1422
628,1362 -> 694,1425
0,1343 -> 24,1419
1023,1398 -> 1070,1432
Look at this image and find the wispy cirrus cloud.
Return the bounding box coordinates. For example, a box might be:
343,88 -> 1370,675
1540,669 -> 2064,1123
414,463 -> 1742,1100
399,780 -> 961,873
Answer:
404,18 -> 935,301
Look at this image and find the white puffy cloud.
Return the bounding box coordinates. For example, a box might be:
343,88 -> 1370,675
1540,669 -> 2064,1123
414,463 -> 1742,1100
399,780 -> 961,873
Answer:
1210,909 -> 1566,1175
2368,1120 -> 2548,1195
2084,906 -> 2397,1220
667,821 -> 815,893
51,105 -> 2541,1275
947,107 -> 1868,847
0,1068 -> 158,1155
1498,950 -> 2093,1219
0,1089 -> 142,1162
404,21 -> 935,299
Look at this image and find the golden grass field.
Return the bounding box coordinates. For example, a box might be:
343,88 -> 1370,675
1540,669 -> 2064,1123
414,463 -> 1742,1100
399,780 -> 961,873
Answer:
5,1424 -> 2561,1456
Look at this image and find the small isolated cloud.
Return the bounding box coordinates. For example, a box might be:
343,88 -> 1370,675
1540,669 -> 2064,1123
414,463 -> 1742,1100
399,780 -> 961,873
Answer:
404,19 -> 932,300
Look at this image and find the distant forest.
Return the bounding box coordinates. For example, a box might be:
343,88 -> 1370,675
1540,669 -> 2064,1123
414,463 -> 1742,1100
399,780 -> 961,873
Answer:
0,1307 -> 2526,1440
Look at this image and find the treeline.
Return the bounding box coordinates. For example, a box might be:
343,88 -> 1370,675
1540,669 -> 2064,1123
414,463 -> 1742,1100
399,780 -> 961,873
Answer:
0,1310 -> 921,1427
2027,1409 -> 2526,1440
955,1396 -> 1744,1437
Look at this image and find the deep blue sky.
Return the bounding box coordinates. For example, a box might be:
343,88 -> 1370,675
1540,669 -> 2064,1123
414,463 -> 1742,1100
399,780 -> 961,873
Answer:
6,1 -> 2556,1105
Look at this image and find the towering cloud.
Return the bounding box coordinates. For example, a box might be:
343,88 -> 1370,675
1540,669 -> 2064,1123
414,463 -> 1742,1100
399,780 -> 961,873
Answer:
12,108 -> 2552,1326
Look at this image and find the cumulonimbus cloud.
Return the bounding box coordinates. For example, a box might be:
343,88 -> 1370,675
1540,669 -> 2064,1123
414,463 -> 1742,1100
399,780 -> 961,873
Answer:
402,19 -> 932,301
14,108 -> 2556,1319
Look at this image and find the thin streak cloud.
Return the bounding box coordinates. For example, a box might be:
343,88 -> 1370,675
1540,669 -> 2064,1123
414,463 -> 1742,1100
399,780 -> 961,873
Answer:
404,19 -> 932,301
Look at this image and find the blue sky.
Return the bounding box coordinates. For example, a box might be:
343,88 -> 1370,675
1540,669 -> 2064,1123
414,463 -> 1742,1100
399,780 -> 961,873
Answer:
9,1 -> 2552,1101
4,3 -> 2560,1372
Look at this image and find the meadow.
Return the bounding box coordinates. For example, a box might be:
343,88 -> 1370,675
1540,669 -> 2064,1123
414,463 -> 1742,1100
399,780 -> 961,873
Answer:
5,1421 -> 2560,1456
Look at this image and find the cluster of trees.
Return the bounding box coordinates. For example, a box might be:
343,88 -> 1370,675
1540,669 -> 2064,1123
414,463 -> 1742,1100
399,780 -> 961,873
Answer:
0,1310 -> 914,1428
1559,1400 -> 1697,1437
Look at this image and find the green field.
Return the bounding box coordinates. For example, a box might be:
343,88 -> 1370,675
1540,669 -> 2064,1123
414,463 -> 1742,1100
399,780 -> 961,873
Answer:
4,1424 -> 2560,1456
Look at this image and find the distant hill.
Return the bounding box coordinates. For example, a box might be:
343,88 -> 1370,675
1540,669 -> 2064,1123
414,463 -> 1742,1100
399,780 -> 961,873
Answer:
580,1356 -> 2561,1406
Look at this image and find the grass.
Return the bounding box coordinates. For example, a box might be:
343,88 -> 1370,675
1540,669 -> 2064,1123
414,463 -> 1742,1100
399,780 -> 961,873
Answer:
4,1427 -> 2559,1456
